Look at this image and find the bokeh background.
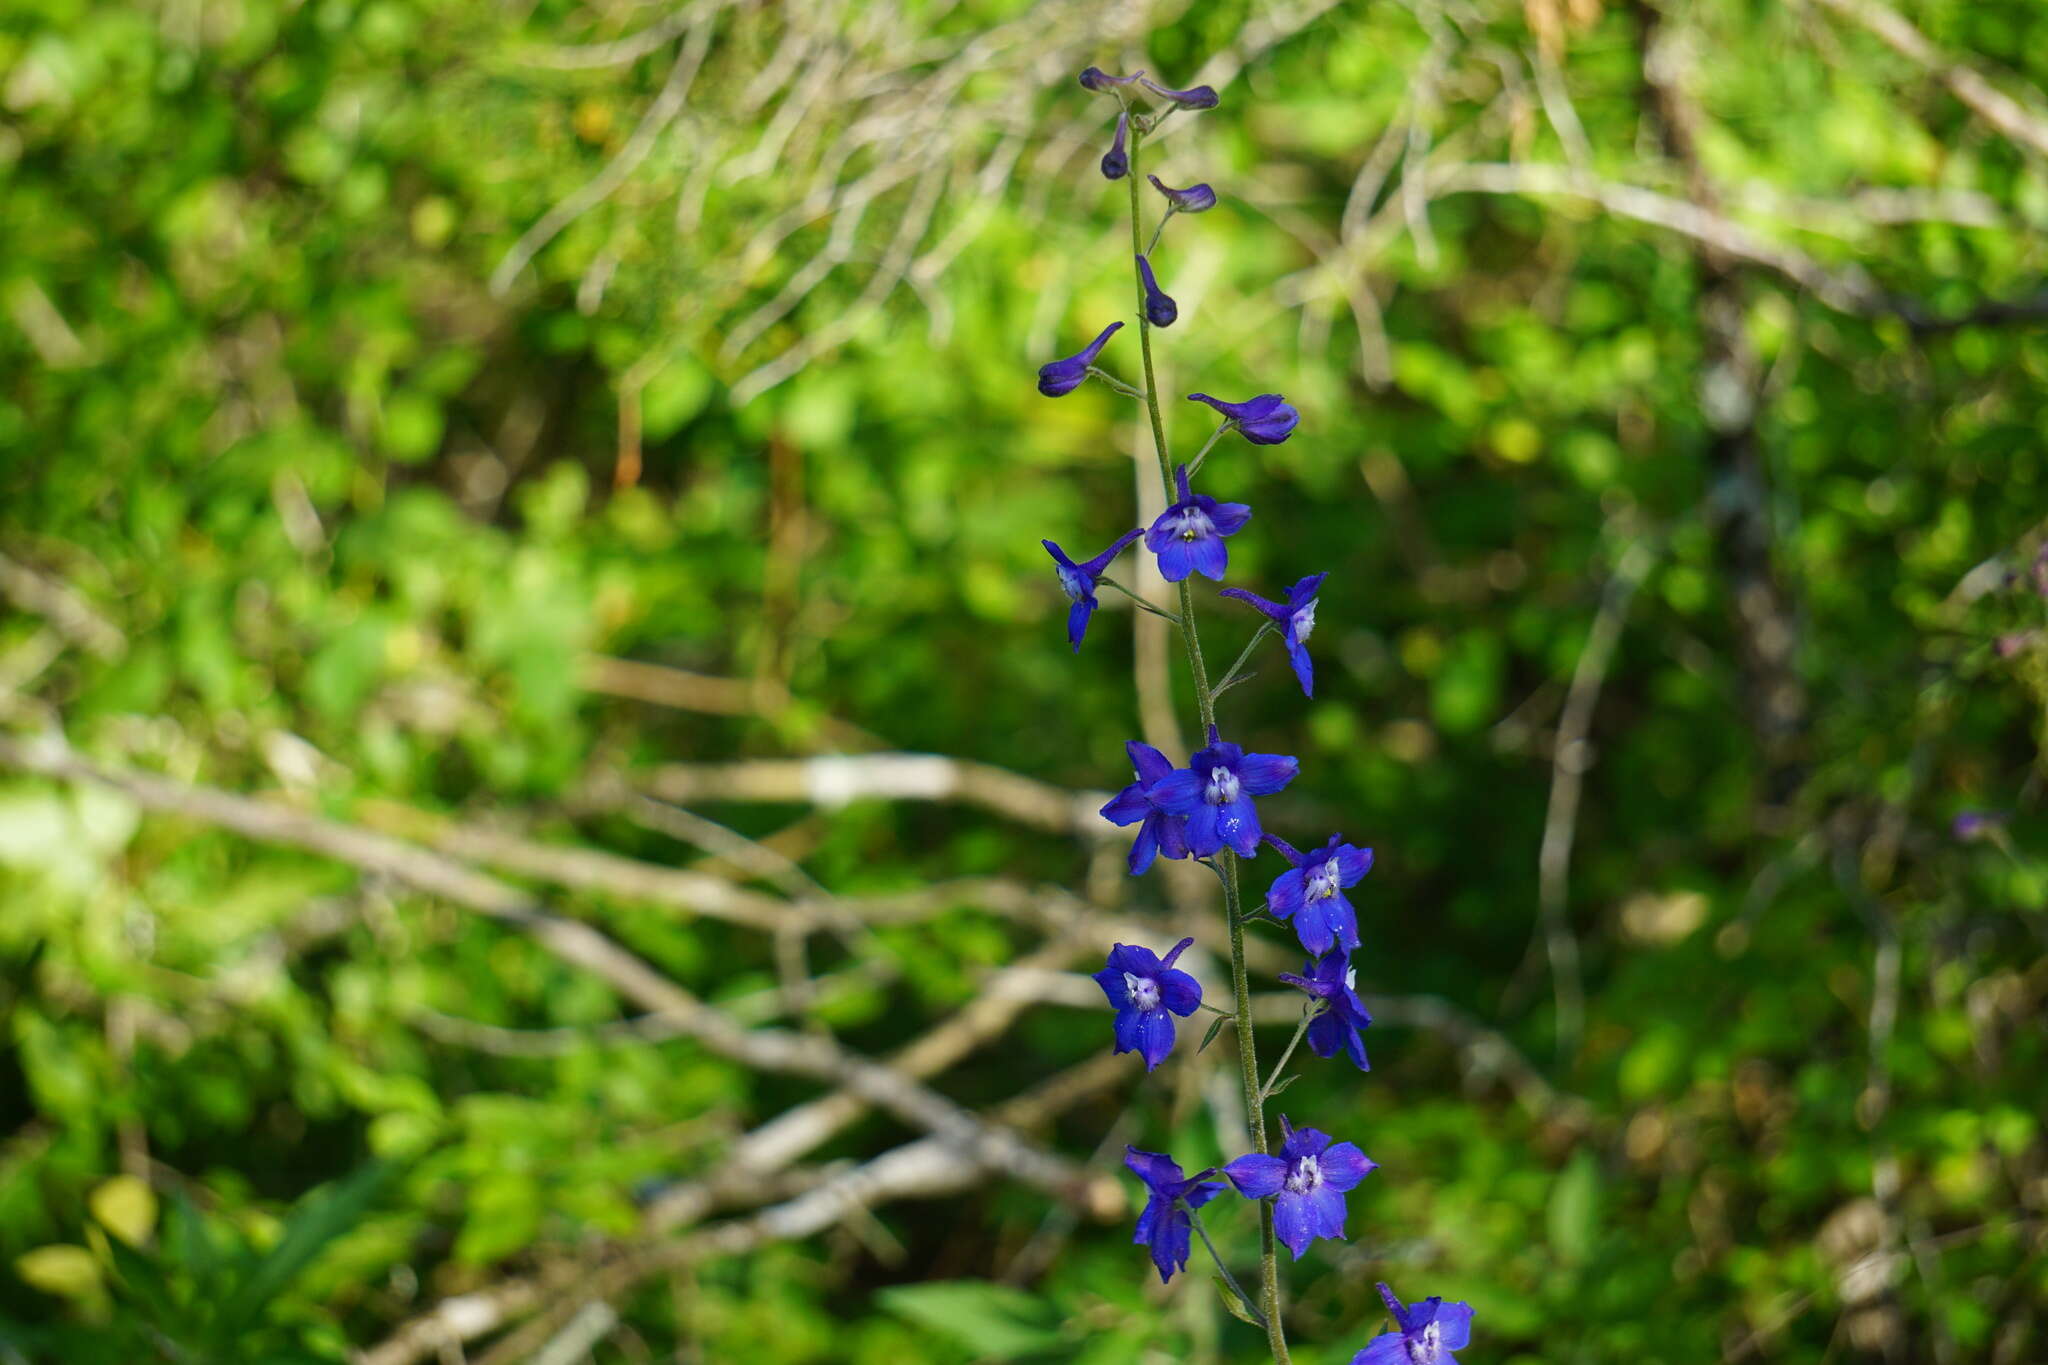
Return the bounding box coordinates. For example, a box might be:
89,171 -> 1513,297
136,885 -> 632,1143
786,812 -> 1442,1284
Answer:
4,0 -> 2047,1359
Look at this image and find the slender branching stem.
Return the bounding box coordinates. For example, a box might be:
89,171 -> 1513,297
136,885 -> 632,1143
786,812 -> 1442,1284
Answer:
1088,366 -> 1148,399
1212,622 -> 1275,699
1183,1200 -> 1267,1330
1185,421 -> 1231,478
1096,575 -> 1179,622
1127,123 -> 1290,1364
1146,207 -> 1176,257
1259,1002 -> 1323,1102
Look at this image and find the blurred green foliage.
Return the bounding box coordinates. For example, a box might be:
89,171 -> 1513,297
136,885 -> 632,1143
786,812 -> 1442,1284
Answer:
3,0 -> 2047,1360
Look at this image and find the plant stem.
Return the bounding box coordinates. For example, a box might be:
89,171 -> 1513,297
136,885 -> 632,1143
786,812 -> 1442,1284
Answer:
1212,623 -> 1275,700
1126,123 -> 1290,1364
1096,575 -> 1180,623
1259,1003 -> 1322,1102
1146,207 -> 1175,257
1184,1200 -> 1267,1329
1185,421 -> 1230,478
1087,366 -> 1147,399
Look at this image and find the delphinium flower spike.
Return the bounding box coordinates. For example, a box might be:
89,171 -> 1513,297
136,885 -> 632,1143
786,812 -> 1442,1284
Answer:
1138,75 -> 1220,109
1078,66 -> 1145,93
1279,950 -> 1374,1071
1147,726 -> 1298,857
1222,1116 -> 1377,1259
1093,936 -> 1202,1070
1037,321 -> 1124,397
1099,740 -> 1190,874
1123,1147 -> 1225,1283
1136,255 -> 1177,327
1221,571 -> 1327,696
1043,529 -> 1144,651
1144,464 -> 1250,582
1101,111 -> 1130,180
1352,1284 -> 1475,1365
1260,832 -> 1371,955
1187,391 -> 1301,445
1147,174 -> 1218,214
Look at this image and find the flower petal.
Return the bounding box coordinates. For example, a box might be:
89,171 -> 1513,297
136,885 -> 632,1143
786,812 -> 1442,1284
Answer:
1127,739 -> 1174,784
1214,795 -> 1261,858
1187,533 -> 1228,581
1067,598 -> 1094,652
1237,752 -> 1300,796
1100,782 -> 1152,827
1123,1146 -> 1186,1192
1272,1190 -> 1313,1259
1350,1334 -> 1410,1365
1335,844 -> 1374,885
1221,1152 -> 1286,1198
1207,501 -> 1252,536
1146,767 -> 1202,815
1126,818 -> 1159,875
1434,1300 -> 1475,1351
1219,585 -> 1287,621
1183,802 -> 1222,856
1308,1184 -> 1348,1241
1078,527 -> 1146,576
1319,1142 -> 1377,1192
1153,813 -> 1190,861
1154,537 -> 1195,583
1156,968 -> 1202,1016
1267,866 -> 1306,917
1286,635 -> 1314,697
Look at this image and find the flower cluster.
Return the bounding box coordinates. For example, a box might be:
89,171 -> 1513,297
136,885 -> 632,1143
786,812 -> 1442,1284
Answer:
1031,61 -> 1473,1361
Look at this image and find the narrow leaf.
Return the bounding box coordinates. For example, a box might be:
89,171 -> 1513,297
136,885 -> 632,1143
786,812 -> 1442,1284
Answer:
1214,1275 -> 1262,1327
1198,1013 -> 1231,1053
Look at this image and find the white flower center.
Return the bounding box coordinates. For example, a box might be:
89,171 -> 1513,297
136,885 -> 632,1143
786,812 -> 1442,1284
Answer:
1344,964 -> 1357,992
1283,1154 -> 1323,1194
1124,972 -> 1162,1012
1291,600 -> 1317,643
1406,1322 -> 1443,1365
1305,860 -> 1341,901
1056,564 -> 1091,603
1204,765 -> 1240,805
1172,506 -> 1216,543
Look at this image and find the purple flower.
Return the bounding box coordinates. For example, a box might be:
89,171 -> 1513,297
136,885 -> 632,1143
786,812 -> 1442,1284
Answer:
1043,529 -> 1144,652
1099,740 -> 1191,874
1261,832 -> 1371,955
1146,728 -> 1298,857
1952,810 -> 2008,842
1222,1115 -> 1377,1260
1136,255 -> 1177,327
1187,391 -> 1300,445
1079,66 -> 1145,93
1037,322 -> 1123,397
1101,111 -> 1130,180
1279,950 -> 1373,1071
1147,174 -> 1218,213
1220,572 -> 1327,696
1352,1283 -> 1474,1365
1123,1147 -> 1224,1283
1093,937 -> 1202,1070
1139,76 -> 1219,110
1144,464 -> 1251,583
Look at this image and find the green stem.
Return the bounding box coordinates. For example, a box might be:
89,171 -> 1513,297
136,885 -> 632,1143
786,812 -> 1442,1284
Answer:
1096,575 -> 1180,623
1259,1003 -> 1322,1103
1212,623 -> 1275,700
1146,207 -> 1176,257
1125,123 -> 1289,1365
1185,421 -> 1231,479
1183,1200 -> 1267,1330
1087,366 -> 1147,400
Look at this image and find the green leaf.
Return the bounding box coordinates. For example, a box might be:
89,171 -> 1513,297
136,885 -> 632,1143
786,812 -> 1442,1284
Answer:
1214,1275 -> 1261,1327
878,1280 -> 1067,1358
1265,1071 -> 1301,1098
1199,1013 -> 1231,1053
1548,1149 -> 1600,1266
211,1161 -> 392,1343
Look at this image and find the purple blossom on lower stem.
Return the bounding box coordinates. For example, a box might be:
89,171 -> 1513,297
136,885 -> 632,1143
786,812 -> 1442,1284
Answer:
1352,1283 -> 1475,1365
1261,832 -> 1371,955
1187,391 -> 1300,444
1123,1147 -> 1223,1283
1147,174 -> 1217,213
1146,728 -> 1298,857
1136,254 -> 1177,327
1952,810 -> 2008,842
1138,76 -> 1219,110
1222,1115 -> 1377,1259
1042,529 -> 1144,651
1099,740 -> 1190,874
1220,571 -> 1327,696
1037,321 -> 1122,397
1078,66 -> 1145,93
1280,950 -> 1373,1071
1092,937 -> 1202,1070
1144,464 -> 1250,582
1101,111 -> 1130,180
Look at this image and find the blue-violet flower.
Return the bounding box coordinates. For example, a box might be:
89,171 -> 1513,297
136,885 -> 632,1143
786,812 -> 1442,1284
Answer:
1220,571 -> 1327,696
1279,949 -> 1373,1071
1188,391 -> 1301,444
1043,529 -> 1144,652
1222,1115 -> 1377,1259
1093,936 -> 1202,1070
1136,254 -> 1177,327
1147,174 -> 1218,213
1261,831 -> 1371,955
1144,463 -> 1250,583
1352,1284 -> 1475,1365
1101,111 -> 1130,180
1124,1147 -> 1224,1283
1099,740 -> 1190,874
1079,66 -> 1145,93
1147,728 -> 1298,857
1037,321 -> 1123,397
1138,76 -> 1220,110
